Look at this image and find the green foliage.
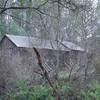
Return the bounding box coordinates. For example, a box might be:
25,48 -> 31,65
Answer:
19,0 -> 24,6
29,0 -> 32,7
0,20 -> 26,36
1,80 -> 100,100
33,85 -> 54,100
6,81 -> 54,100
0,20 -> 7,36
5,81 -> 74,100
9,21 -> 26,35
59,83 -> 77,100
18,0 -> 47,7
81,81 -> 100,100
28,0 -> 33,15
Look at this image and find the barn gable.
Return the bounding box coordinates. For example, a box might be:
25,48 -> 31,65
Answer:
0,35 -> 17,49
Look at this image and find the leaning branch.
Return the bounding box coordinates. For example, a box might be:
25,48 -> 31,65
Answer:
33,47 -> 56,93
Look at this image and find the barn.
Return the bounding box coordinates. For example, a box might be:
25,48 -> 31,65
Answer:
0,34 -> 84,89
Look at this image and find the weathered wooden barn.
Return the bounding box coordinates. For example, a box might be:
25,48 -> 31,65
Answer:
0,34 -> 84,88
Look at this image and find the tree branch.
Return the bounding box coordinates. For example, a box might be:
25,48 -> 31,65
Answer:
37,0 -> 49,9
4,0 -> 9,8
0,0 -> 49,15
52,0 -> 91,11
0,6 -> 57,18
33,47 -> 57,93
0,6 -> 37,14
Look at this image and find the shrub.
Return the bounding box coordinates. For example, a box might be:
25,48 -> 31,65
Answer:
2,80 -> 100,100
81,81 -> 100,100
6,81 -> 54,100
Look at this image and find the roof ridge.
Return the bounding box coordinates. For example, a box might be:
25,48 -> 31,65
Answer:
2,34 -> 84,51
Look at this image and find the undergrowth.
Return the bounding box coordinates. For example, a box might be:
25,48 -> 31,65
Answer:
0,80 -> 100,100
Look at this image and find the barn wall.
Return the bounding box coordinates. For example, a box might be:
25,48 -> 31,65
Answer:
0,37 -> 19,90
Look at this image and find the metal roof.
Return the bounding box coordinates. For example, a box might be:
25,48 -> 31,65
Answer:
3,34 -> 84,51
